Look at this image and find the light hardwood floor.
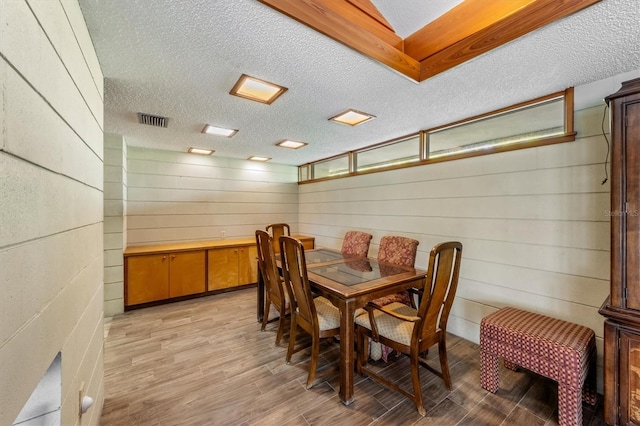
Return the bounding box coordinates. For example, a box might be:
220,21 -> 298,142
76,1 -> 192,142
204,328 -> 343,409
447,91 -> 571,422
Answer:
102,288 -> 605,425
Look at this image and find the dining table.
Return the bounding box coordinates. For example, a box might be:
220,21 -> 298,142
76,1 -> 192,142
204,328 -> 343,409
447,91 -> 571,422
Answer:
257,247 -> 427,405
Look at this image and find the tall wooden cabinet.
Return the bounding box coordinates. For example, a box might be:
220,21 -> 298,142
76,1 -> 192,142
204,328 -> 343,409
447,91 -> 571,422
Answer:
599,77 -> 640,426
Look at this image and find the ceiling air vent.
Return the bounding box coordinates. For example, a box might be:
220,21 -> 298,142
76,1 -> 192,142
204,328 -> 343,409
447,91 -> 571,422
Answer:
137,112 -> 168,128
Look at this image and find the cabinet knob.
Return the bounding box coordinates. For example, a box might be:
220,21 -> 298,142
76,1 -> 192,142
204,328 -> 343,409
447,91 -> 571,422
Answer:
162,256 -> 167,261
171,254 -> 176,260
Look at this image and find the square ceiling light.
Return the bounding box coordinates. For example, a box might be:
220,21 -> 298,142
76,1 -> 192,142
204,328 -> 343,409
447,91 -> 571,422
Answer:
248,156 -> 271,162
202,124 -> 238,137
188,147 -> 214,155
329,109 -> 375,126
276,139 -> 308,150
230,74 -> 288,104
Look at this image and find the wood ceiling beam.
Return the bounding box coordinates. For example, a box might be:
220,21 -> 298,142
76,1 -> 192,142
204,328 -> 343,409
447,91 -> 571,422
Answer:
259,0 -> 601,83
346,0 -> 395,32
258,0 -> 420,80
403,0 -> 537,62
414,0 -> 602,81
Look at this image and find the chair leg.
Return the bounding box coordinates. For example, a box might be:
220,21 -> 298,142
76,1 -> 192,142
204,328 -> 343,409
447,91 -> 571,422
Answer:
306,334 -> 320,389
438,339 -> 452,390
286,316 -> 297,364
275,308 -> 284,346
410,351 -> 426,417
261,296 -> 271,331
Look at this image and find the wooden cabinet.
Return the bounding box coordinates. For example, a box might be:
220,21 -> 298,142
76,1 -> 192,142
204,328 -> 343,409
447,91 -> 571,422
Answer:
207,245 -> 258,291
124,235 -> 315,309
126,250 -> 205,306
599,77 -> 640,426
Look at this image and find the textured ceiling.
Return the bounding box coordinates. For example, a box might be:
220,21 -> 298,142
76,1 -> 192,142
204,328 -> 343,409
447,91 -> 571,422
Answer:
79,0 -> 640,166
370,0 -> 465,38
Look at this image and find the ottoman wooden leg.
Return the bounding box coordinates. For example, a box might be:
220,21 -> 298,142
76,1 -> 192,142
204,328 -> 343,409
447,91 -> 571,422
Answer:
480,349 -> 500,393
558,383 -> 582,426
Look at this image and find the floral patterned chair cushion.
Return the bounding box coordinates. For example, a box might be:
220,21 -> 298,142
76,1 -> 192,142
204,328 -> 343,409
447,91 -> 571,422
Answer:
377,236 -> 419,267
341,231 -> 373,257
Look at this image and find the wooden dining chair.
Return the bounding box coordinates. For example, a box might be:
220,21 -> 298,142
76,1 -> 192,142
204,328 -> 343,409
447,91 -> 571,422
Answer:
266,223 -> 290,254
341,230 -> 373,257
279,236 -> 341,389
368,235 -> 420,361
355,241 -> 463,416
256,230 -> 290,346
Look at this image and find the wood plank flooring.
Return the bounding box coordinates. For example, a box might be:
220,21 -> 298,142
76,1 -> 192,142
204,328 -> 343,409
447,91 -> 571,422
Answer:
102,288 -> 605,425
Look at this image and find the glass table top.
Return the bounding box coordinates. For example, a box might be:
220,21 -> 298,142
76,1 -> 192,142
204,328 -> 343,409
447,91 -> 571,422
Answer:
304,249 -> 347,264
309,259 -> 408,286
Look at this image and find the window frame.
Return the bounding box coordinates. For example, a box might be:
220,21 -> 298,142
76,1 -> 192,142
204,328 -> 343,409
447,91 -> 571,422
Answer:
298,87 -> 574,184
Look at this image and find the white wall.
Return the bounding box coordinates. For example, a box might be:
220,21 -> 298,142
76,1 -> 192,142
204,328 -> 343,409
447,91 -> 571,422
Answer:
104,134 -> 127,317
0,0 -> 104,424
126,147 -> 299,245
297,71 -> 639,391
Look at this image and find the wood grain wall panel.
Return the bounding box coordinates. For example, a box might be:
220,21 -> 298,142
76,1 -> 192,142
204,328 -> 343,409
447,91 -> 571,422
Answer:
126,148 -> 299,245
27,0 -> 104,123
0,0 -> 103,159
0,0 -> 105,423
298,101 -> 613,392
2,66 -> 103,190
104,148 -> 125,275
0,155 -> 103,247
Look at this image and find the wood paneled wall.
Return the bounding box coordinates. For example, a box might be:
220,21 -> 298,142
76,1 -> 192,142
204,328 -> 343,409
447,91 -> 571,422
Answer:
0,1 -> 104,424
125,147 -> 299,246
104,134 -> 127,316
298,96 -> 615,391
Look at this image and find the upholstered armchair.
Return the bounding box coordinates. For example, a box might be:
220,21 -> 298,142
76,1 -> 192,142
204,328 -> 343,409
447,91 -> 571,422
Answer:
356,241 -> 463,416
369,235 -> 419,361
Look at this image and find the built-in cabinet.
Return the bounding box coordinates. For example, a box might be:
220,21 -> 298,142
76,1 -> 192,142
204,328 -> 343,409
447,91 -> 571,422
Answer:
599,77 -> 640,426
126,251 -> 206,305
208,245 -> 258,291
124,235 -> 314,309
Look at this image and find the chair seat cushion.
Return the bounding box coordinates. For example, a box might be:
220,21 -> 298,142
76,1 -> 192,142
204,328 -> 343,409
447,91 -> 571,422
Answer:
314,296 -> 340,331
355,302 -> 417,346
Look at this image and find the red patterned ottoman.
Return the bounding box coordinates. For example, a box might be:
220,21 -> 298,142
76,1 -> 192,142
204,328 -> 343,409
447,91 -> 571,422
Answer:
480,307 -> 597,426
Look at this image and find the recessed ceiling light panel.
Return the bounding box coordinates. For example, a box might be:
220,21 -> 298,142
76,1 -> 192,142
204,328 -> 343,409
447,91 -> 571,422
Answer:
202,125 -> 238,137
276,140 -> 308,149
329,109 -> 375,126
248,156 -> 271,162
230,74 -> 288,104
188,147 -> 214,155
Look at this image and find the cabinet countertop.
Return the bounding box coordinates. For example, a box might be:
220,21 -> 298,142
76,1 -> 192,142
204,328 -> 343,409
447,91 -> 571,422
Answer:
124,234 -> 315,256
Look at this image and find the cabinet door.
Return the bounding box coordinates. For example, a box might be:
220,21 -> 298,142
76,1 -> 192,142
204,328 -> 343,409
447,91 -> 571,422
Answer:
620,329 -> 640,425
126,254 -> 169,305
238,245 -> 258,285
301,237 -> 315,251
626,101 -> 640,309
169,251 -> 206,297
208,248 -> 239,290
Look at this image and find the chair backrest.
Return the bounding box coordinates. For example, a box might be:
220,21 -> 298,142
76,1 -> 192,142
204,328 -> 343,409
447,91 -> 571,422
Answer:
266,223 -> 291,254
377,236 -> 419,267
255,230 -> 286,305
266,223 -> 290,239
341,231 -> 373,257
415,241 -> 463,345
279,236 -> 317,331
